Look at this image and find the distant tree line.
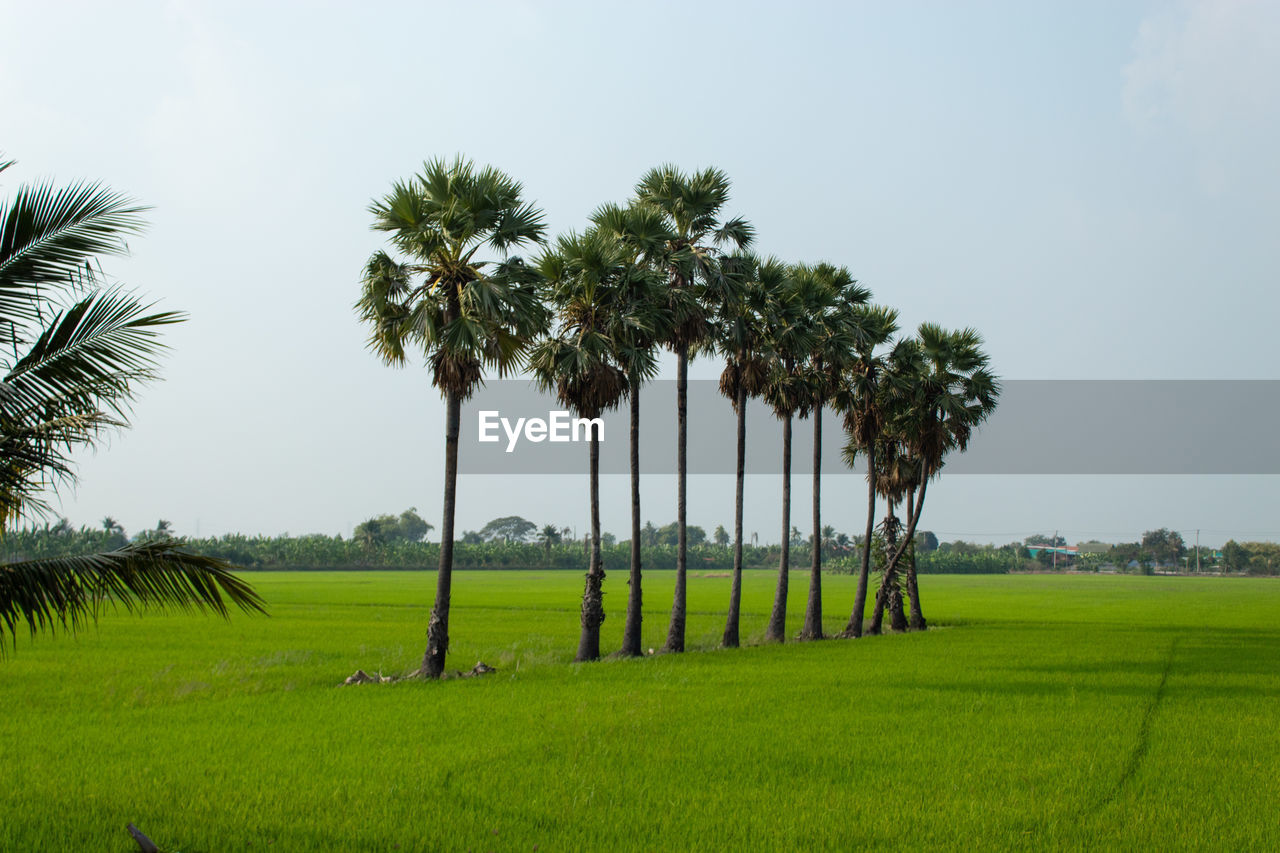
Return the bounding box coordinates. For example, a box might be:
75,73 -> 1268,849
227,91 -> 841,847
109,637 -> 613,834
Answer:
8,517 -> 1273,578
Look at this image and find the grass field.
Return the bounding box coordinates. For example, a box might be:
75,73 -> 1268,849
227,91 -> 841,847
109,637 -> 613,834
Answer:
2,570 -> 1278,851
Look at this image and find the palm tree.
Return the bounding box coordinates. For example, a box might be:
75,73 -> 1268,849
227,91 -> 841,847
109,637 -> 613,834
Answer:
796,263 -> 870,641
833,531 -> 851,554
760,267 -> 816,643
634,165 -> 752,654
537,524 -> 562,569
356,156 -> 549,678
867,326 -> 1000,633
538,524 -> 562,551
832,305 -> 899,638
589,201 -> 672,658
0,159 -> 263,650
714,253 -> 777,648
530,228 -> 633,662
821,526 -> 837,556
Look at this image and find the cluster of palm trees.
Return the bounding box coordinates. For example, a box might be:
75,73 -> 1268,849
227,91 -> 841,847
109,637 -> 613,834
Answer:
357,156 -> 999,677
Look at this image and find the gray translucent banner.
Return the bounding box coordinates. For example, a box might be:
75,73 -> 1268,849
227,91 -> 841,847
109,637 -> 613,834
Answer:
455,380 -> 1280,475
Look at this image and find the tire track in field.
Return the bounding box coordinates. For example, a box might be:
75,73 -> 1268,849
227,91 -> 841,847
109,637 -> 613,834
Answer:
1086,636 -> 1179,816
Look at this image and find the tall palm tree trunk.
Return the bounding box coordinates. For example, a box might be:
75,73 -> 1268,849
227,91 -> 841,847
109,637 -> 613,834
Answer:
905,482 -> 928,630
868,503 -> 897,636
621,382 -> 644,657
663,346 -> 688,653
801,405 -> 824,639
576,434 -> 605,662
723,383 -> 747,648
844,444 -> 876,638
871,481 -> 929,634
889,491 -> 910,633
423,390 -> 461,678
765,414 -> 792,642
868,568 -> 890,635
905,554 -> 927,629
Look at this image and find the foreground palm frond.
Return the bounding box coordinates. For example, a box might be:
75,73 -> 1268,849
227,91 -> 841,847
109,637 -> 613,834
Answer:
0,173 -> 147,320
0,540 -> 266,652
0,158 -> 263,652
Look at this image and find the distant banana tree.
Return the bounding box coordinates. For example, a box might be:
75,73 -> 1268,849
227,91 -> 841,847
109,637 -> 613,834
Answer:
357,156 -> 549,678
0,158 -> 263,651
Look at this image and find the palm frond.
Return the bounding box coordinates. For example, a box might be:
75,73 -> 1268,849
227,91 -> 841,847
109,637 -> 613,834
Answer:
3,288 -> 180,419
0,540 -> 266,654
0,179 -> 148,321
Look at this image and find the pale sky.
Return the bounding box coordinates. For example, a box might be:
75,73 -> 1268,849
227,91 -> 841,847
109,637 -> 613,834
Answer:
3,0 -> 1278,547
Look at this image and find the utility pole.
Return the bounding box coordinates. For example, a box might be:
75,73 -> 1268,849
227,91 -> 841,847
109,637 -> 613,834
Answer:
1196,529 -> 1201,573
1053,529 -> 1058,570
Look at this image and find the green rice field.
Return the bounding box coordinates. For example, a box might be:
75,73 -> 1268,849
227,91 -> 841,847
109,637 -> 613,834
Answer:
2,571 -> 1278,851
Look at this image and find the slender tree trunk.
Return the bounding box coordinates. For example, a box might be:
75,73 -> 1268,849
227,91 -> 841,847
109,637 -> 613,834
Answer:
723,383 -> 747,648
885,479 -> 929,581
800,404 -> 824,639
766,414 -> 792,642
663,345 -> 688,653
576,434 -> 605,662
869,571 -> 890,635
889,570 -> 909,632
422,390 -> 461,678
888,489 -> 913,631
872,480 -> 930,634
868,503 -> 897,636
620,381 -> 644,657
844,443 -> 876,638
906,484 -> 928,631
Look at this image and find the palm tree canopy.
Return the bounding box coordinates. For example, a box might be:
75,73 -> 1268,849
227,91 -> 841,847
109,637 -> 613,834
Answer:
833,303 -> 900,460
715,253 -> 781,408
529,229 -> 637,418
905,323 -> 1001,474
792,262 -> 872,406
633,165 -> 754,354
0,158 -> 185,526
759,263 -> 821,419
588,201 -> 676,384
0,162 -> 147,322
538,524 -> 562,546
356,156 -> 550,400
0,158 -> 264,651
858,325 -> 1001,489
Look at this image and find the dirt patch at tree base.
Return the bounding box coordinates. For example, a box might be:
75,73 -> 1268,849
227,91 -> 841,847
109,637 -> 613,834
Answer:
342,662 -> 497,685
